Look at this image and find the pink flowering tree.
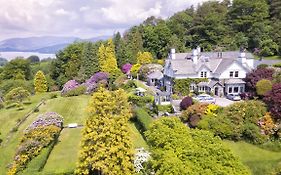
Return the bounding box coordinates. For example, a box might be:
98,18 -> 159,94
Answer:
61,80 -> 80,95
121,63 -> 132,74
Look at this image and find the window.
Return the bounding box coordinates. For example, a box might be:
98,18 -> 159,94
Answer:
240,87 -> 244,93
234,87 -> 239,93
199,86 -> 205,92
229,71 -> 234,78
200,71 -> 207,78
235,71 -> 239,77
228,87 -> 233,93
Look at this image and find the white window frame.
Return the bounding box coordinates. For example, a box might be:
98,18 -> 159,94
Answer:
229,71 -> 234,78
234,71 -> 239,78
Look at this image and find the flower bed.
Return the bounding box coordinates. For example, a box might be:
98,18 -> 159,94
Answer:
8,112 -> 63,175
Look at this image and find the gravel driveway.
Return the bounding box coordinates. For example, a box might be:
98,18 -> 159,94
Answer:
214,97 -> 236,107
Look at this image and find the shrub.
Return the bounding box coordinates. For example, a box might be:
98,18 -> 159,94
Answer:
63,86 -> 86,97
8,112 -> 63,174
156,105 -> 174,113
5,87 -> 30,105
121,80 -> 137,90
263,83 -> 281,120
5,103 -> 18,109
199,100 -> 268,143
0,79 -> 33,95
180,103 -> 208,127
134,108 -> 153,132
128,94 -> 153,107
82,72 -> 109,94
145,117 -> 250,175
179,96 -> 193,110
244,68 -> 274,92
121,63 -> 132,74
257,64 -> 269,69
273,63 -> 281,68
61,80 -> 80,95
256,79 -> 273,96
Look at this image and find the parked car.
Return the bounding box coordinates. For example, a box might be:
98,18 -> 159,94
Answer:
193,94 -> 216,104
226,94 -> 241,101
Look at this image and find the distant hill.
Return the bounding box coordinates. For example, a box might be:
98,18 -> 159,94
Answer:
0,36 -> 110,54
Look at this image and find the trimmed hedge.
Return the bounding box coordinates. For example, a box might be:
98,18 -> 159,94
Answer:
128,94 -> 153,107
62,86 -> 86,97
156,105 -> 174,113
134,108 -> 153,132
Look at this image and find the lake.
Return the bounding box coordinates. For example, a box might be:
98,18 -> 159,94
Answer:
0,52 -> 56,61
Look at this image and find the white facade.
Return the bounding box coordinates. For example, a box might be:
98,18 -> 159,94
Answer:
219,62 -> 247,79
163,48 -> 255,96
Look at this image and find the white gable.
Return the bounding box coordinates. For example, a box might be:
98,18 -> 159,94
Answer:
219,62 -> 248,79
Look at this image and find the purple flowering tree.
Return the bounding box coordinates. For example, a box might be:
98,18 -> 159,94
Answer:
26,112 -> 64,131
83,72 -> 109,94
122,63 -> 132,74
61,80 -> 80,95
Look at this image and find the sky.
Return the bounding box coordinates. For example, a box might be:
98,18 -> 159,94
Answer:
0,0 -> 209,40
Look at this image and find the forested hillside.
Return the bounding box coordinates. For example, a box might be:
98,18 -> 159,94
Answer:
113,0 -> 281,61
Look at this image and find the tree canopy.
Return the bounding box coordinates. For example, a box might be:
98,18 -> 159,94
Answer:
76,88 -> 134,175
145,117 -> 250,175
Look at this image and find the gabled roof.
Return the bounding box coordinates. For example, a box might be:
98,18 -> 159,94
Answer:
170,59 -> 196,75
173,51 -> 254,60
147,71 -> 163,79
167,52 -> 254,76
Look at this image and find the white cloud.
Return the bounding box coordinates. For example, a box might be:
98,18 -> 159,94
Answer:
0,0 -> 210,40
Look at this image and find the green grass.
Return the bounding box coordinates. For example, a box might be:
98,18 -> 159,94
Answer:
224,140 -> 281,175
128,122 -> 149,149
0,93 -> 148,174
133,80 -> 155,95
42,128 -> 82,174
254,55 -> 281,60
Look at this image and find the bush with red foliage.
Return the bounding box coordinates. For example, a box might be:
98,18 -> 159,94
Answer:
263,83 -> 281,120
244,68 -> 275,92
180,96 -> 193,110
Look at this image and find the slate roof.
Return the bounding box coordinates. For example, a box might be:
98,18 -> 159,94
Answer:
225,79 -> 246,84
147,71 -> 163,80
170,59 -> 196,75
173,51 -> 254,60
167,51 -> 255,76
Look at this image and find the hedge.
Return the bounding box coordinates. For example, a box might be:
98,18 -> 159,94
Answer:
134,108 -> 153,132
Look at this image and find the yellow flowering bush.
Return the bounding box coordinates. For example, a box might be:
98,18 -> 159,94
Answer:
8,112 -> 63,174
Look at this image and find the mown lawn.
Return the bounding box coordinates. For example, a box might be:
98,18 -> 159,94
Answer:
0,93 -> 148,174
42,128 -> 82,174
224,140 -> 281,175
0,93 -> 51,173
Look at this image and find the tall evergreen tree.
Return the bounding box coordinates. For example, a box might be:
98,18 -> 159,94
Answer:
76,88 -> 134,175
34,70 -> 48,93
98,39 -> 118,74
124,27 -> 144,63
78,42 -> 101,81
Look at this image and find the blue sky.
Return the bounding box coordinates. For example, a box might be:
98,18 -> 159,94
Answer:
0,0 -> 209,40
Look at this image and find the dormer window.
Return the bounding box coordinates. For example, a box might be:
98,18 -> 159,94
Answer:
230,71 -> 239,78
200,71 -> 207,78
